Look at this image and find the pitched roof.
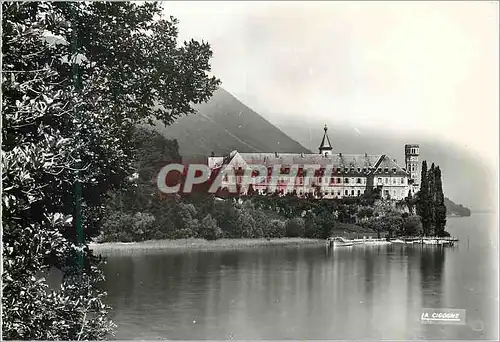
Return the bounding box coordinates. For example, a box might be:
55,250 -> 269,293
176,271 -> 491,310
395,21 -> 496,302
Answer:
224,152 -> 409,176
372,154 -> 408,176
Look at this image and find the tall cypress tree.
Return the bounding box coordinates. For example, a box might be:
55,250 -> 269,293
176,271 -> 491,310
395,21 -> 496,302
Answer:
428,163 -> 436,235
405,190 -> 415,215
416,160 -> 431,235
434,166 -> 447,235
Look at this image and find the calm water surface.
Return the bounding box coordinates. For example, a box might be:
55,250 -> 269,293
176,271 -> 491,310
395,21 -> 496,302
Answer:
100,214 -> 499,339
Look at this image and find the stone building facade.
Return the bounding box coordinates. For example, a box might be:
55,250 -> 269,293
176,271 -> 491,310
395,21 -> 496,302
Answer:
208,125 -> 420,200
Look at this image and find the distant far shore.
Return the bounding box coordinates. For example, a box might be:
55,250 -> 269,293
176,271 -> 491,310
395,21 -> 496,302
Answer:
89,238 -> 324,253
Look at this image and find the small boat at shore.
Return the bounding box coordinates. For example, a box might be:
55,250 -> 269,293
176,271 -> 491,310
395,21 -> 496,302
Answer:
326,237 -> 360,247
438,239 -> 455,246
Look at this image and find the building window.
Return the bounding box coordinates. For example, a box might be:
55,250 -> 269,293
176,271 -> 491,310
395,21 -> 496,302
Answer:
337,191 -> 341,196
351,190 -> 355,196
337,168 -> 341,173
357,178 -> 361,184
357,190 -> 361,196
392,178 -> 396,184
330,177 -> 334,184
344,190 -> 348,196
363,168 -> 367,173
385,178 -> 389,184
378,177 -> 382,184
318,177 -> 322,184
357,168 -> 361,173
337,177 -> 342,183
344,178 -> 349,183
400,178 -> 404,184
384,168 -> 389,173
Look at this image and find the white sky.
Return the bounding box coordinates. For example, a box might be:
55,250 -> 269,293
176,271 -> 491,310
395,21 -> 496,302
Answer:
163,1 -> 499,166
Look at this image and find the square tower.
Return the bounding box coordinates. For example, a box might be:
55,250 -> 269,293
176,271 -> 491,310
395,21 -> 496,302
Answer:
405,144 -> 420,189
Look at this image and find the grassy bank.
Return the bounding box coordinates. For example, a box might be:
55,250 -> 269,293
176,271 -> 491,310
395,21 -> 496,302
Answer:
89,237 -> 324,254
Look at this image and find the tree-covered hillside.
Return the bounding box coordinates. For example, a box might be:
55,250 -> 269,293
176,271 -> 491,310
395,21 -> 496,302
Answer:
444,198 -> 471,216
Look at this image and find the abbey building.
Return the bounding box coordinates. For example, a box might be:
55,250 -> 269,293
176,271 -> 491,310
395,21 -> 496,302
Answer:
208,125 -> 420,200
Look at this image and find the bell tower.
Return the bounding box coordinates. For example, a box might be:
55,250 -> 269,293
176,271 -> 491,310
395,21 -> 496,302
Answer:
405,144 -> 420,188
319,124 -> 333,156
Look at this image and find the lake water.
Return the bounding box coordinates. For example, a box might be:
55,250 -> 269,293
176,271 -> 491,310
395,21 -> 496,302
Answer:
100,213 -> 499,340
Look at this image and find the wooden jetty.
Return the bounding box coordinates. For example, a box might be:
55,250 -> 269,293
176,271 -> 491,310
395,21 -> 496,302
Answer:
326,236 -> 459,248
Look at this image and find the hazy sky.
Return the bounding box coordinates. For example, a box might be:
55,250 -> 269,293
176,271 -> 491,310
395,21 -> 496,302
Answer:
163,1 -> 498,168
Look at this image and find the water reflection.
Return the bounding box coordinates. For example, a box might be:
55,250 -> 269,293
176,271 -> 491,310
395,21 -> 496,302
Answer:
100,215 -> 497,340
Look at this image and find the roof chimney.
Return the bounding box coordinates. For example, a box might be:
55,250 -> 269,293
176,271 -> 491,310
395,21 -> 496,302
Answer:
211,151 -> 215,157
339,153 -> 342,157
274,152 -> 278,157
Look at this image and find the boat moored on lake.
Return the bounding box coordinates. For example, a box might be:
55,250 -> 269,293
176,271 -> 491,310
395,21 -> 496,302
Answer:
326,237 -> 362,247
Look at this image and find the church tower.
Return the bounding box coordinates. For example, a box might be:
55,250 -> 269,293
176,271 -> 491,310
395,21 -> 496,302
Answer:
319,124 -> 333,156
405,144 -> 420,189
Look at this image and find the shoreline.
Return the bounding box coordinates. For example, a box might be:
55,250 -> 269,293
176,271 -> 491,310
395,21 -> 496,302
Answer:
89,238 -> 324,253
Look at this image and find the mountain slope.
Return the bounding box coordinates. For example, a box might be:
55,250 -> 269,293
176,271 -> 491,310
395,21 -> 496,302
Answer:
444,198 -> 471,217
152,88 -> 311,161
